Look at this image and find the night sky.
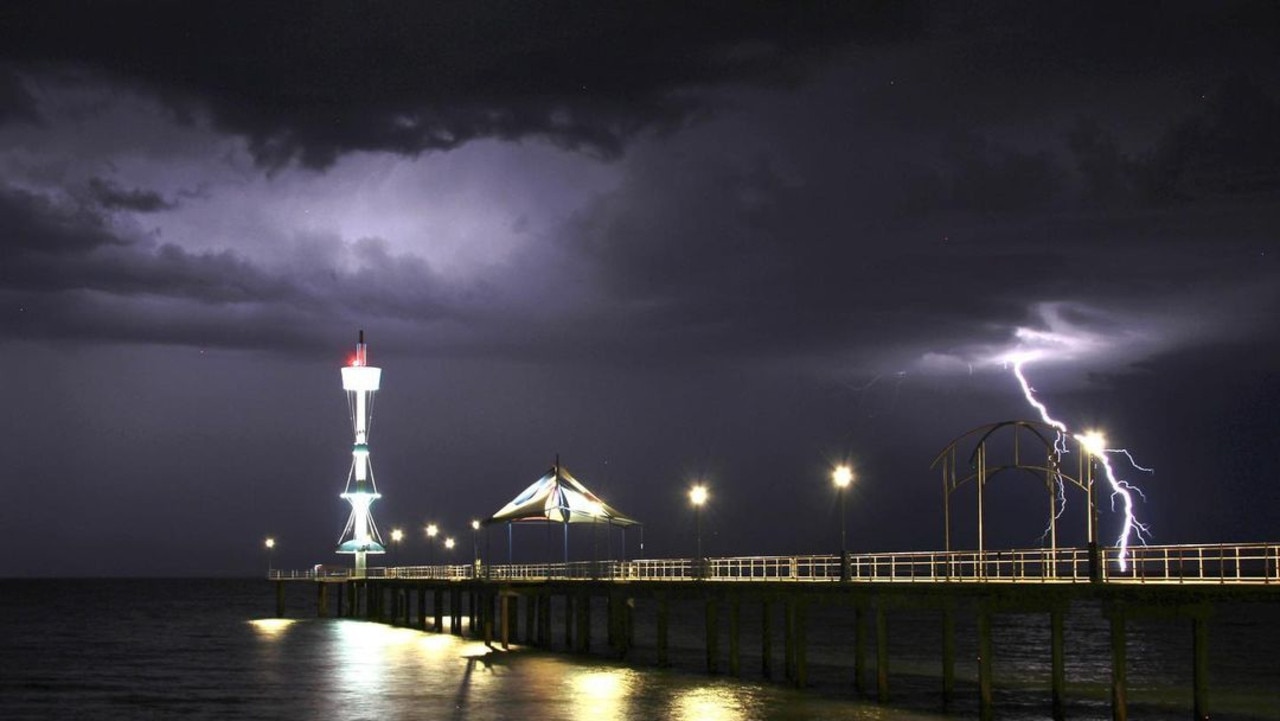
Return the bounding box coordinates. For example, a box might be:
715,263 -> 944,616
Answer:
2,2 -> 1277,577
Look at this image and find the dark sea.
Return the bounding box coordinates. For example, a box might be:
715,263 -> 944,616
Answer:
2,579 -> 1277,720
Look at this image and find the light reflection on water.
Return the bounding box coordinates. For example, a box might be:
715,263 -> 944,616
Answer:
248,618 -> 296,636
670,685 -> 749,721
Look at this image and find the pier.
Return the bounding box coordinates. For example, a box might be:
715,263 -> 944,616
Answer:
270,541 -> 1279,721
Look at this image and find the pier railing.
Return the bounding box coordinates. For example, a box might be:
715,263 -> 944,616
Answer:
269,542 -> 1280,585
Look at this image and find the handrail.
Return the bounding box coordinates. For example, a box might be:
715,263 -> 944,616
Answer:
268,542 -> 1280,585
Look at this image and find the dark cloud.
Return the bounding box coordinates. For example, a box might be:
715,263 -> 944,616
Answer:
0,67 -> 38,124
0,184 -> 466,351
87,177 -> 176,212
1,1 -> 922,169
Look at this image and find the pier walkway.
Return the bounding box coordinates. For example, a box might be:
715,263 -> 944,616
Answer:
269,541 -> 1280,585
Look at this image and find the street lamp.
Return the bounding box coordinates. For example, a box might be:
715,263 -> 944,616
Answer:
426,523 -> 439,566
264,537 -> 276,576
833,464 -> 854,581
689,484 -> 708,576
390,528 -> 404,567
470,520 -> 481,575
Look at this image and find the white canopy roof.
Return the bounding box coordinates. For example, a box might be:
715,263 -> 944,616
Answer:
486,461 -> 640,527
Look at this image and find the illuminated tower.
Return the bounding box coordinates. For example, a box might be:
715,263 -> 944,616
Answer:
335,330 -> 386,577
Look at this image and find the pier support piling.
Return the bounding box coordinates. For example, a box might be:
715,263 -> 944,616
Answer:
1110,605 -> 1127,721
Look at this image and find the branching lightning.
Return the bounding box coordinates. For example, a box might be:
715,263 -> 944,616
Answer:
1007,352 -> 1151,571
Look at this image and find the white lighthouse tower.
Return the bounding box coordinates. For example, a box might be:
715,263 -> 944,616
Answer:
335,330 -> 386,577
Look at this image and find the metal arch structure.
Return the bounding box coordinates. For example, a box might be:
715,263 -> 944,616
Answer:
931,420 -> 1102,580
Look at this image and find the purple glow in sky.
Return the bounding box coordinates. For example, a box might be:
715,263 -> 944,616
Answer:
1,2 -> 1277,576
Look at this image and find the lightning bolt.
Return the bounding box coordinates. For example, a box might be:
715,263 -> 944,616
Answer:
1008,354 -> 1151,572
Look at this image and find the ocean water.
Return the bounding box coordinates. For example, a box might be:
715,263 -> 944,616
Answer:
1,579 -> 1277,720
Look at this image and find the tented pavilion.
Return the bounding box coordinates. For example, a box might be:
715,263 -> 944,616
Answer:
484,458 -> 642,565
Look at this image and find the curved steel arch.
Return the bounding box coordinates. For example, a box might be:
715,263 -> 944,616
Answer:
931,420 -> 1102,579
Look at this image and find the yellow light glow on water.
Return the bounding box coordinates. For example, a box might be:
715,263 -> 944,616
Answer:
671,686 -> 745,721
570,668 -> 637,721
249,618 -> 296,637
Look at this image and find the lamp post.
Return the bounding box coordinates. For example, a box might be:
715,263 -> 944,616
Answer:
833,464 -> 853,581
444,537 -> 456,574
426,523 -> 438,567
470,520 -> 481,576
689,484 -> 708,577
390,528 -> 404,568
264,537 -> 276,576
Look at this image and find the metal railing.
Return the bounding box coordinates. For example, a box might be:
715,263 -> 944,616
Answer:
268,542 -> 1280,585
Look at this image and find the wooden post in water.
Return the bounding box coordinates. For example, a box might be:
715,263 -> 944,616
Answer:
564,593 -> 574,649
500,593 -> 510,650
418,585 -> 427,630
576,591 -> 592,653
525,595 -> 536,644
854,600 -> 868,695
1192,608 -> 1209,720
942,602 -> 955,704
795,599 -> 808,688
317,582 -> 328,618
450,588 -> 463,635
761,598 -> 773,679
274,581 -> 285,617
978,607 -> 994,721
876,604 -> 889,702
728,596 -> 741,676
657,594 -> 670,667
433,589 -> 444,632
539,592 -> 552,647
1110,606 -> 1127,721
705,596 -> 720,674
783,598 -> 795,682
1051,605 -> 1066,719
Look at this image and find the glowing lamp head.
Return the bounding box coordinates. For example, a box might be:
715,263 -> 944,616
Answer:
471,519 -> 480,531
390,528 -> 404,543
264,537 -> 275,550
832,465 -> 853,489
426,523 -> 438,539
1077,431 -> 1108,457
445,537 -> 455,550
689,484 -> 708,507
